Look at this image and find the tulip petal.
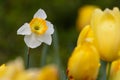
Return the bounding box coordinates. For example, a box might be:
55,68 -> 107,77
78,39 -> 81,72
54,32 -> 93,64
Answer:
24,34 -> 42,48
91,9 -> 103,29
112,7 -> 120,23
90,7 -> 120,61
37,34 -> 52,45
46,21 -> 54,34
77,25 -> 94,45
17,23 -> 31,35
34,9 -> 47,19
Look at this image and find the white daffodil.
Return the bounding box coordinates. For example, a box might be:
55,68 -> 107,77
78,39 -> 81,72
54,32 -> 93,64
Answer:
17,9 -> 54,48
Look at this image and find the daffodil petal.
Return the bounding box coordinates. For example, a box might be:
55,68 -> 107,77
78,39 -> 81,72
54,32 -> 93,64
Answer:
46,21 -> 54,34
33,9 -> 47,19
17,23 -> 31,35
24,34 -> 42,48
37,34 -> 52,45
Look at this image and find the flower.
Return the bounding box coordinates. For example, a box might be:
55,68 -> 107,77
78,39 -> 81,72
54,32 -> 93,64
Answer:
0,58 -> 59,80
0,64 -> 6,77
37,65 -> 59,80
108,59 -> 120,80
17,9 -> 54,48
0,58 -> 25,80
67,43 -> 100,80
91,7 -> 120,61
76,5 -> 98,31
77,25 -> 94,46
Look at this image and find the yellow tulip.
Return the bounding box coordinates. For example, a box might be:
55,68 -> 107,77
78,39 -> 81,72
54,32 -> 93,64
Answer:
67,43 -> 100,80
77,25 -> 94,45
108,59 -> 120,80
91,7 -> 120,62
76,5 -> 98,31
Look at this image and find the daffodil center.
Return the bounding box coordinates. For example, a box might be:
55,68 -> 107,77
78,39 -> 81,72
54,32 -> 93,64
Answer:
29,18 -> 48,35
34,26 -> 39,30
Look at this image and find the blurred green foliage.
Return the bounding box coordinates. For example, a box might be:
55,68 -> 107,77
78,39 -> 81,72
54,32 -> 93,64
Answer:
0,0 -> 120,79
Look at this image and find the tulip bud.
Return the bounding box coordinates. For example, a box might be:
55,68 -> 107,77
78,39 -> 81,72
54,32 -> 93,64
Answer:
67,43 -> 100,80
91,7 -> 120,61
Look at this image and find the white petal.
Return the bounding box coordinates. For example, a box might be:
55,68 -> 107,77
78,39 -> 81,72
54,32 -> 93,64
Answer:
33,9 -> 47,19
46,21 -> 54,34
24,34 -> 42,48
17,23 -> 31,35
37,34 -> 52,45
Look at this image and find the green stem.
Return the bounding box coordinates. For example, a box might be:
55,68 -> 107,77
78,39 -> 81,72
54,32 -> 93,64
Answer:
53,27 -> 67,80
26,47 -> 31,69
40,44 -> 48,67
53,28 -> 61,66
107,62 -> 111,80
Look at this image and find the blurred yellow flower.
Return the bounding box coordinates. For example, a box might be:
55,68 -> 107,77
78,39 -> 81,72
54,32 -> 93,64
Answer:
77,25 -> 94,45
0,58 -> 25,80
15,69 -> 39,80
76,5 -> 98,31
91,7 -> 120,62
0,64 -> 6,77
67,43 -> 100,80
0,58 -> 59,80
37,65 -> 59,80
109,59 -> 120,80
